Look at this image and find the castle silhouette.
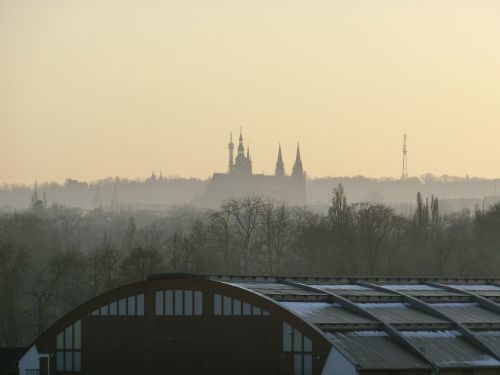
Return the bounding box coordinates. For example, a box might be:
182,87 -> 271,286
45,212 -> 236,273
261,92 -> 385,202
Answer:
198,130 -> 306,207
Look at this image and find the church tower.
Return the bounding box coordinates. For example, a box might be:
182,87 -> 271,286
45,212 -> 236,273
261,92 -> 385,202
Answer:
247,145 -> 253,174
201,131 -> 307,207
292,143 -> 305,179
233,128 -> 252,175
228,133 -> 234,173
275,144 -> 285,177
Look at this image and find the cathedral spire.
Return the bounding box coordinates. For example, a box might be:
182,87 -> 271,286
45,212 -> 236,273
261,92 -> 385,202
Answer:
233,127 -> 251,175
247,144 -> 253,174
275,144 -> 285,177
228,132 -> 234,173
295,143 -> 302,163
292,143 -> 304,179
237,127 -> 245,155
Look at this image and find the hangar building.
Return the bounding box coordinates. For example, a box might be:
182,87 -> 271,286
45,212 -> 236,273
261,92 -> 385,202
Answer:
15,274 -> 500,375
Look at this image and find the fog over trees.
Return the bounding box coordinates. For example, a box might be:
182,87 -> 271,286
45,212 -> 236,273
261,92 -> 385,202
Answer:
1,175 -> 500,213
1,184 -> 500,347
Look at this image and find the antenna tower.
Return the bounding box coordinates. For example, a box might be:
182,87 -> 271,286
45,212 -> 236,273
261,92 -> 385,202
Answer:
401,134 -> 408,179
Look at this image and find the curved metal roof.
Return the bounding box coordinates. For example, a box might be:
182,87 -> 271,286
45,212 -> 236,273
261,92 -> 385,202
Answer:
213,275 -> 500,370
22,274 -> 500,372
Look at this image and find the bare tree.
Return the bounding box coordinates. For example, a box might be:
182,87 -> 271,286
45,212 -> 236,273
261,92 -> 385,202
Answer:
209,197 -> 264,274
328,184 -> 350,226
224,197 -> 264,274
29,251 -> 83,334
0,241 -> 28,346
165,231 -> 197,272
354,203 -> 396,276
121,217 -> 137,251
208,208 -> 236,273
260,203 -> 293,274
88,232 -> 121,296
119,247 -> 164,282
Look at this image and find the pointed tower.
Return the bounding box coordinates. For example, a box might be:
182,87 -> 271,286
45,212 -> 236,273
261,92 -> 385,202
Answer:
237,128 -> 245,156
275,144 -> 285,177
247,145 -> 253,174
292,143 -> 305,179
233,128 -> 252,175
228,133 -> 234,173
290,143 -> 306,205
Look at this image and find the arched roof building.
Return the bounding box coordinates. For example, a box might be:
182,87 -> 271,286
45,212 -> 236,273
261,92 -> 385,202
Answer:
17,274 -> 500,375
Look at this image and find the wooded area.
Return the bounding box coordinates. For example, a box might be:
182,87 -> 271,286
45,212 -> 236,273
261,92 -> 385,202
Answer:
1,185 -> 500,347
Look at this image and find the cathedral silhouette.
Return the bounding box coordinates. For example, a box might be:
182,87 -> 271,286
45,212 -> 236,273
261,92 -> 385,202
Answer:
198,130 -> 306,207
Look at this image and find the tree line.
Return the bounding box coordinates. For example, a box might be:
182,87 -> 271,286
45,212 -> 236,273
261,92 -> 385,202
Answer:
1,185 -> 500,347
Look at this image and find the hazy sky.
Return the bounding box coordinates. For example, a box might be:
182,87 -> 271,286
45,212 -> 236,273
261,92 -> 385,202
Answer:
1,0 -> 499,184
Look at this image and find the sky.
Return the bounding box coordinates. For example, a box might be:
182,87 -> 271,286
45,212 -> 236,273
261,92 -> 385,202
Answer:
1,0 -> 499,184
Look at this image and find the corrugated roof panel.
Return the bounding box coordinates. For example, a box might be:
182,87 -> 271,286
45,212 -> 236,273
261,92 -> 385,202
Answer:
473,291 -> 500,298
401,330 -> 500,368
448,284 -> 500,291
381,284 -> 466,298
357,303 -> 448,324
310,284 -> 373,290
476,331 -> 500,348
406,290 -> 467,298
327,331 -> 430,369
382,284 -> 441,291
231,282 -> 325,296
431,303 -> 500,324
310,284 -> 396,298
280,302 -> 375,325
445,284 -> 500,299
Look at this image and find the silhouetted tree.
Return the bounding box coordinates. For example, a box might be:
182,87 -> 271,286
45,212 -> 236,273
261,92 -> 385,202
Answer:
353,203 -> 397,276
29,251 -> 84,334
88,233 -> 121,296
30,182 -> 45,215
121,217 -> 137,251
119,247 -> 163,282
3,194 -> 500,348
0,241 -> 28,346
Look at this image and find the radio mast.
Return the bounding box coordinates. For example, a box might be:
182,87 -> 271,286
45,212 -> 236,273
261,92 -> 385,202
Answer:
401,134 -> 408,179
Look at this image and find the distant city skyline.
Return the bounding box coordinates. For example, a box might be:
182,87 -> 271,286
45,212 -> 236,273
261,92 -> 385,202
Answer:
1,1 -> 500,184
196,130 -> 306,207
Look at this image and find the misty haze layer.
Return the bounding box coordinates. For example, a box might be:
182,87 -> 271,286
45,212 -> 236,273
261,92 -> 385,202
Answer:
2,175 -> 500,214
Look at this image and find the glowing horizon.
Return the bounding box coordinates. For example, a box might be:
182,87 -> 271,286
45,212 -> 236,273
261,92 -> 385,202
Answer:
1,0 -> 500,184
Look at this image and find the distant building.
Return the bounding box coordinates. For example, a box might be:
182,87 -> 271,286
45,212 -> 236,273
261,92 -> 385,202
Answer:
198,130 -> 306,207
